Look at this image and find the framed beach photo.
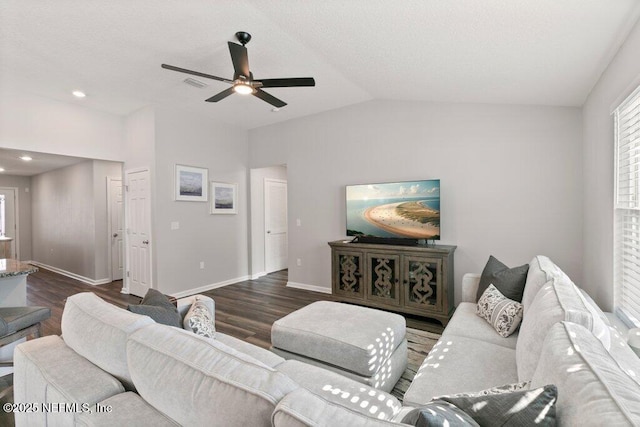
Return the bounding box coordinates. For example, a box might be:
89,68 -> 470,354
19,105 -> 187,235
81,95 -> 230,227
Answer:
175,164 -> 208,202
210,182 -> 238,214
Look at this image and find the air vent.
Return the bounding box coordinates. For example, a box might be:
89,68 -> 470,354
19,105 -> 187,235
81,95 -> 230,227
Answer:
183,78 -> 208,89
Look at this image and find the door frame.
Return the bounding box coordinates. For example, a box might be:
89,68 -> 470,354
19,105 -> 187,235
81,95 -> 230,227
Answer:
264,178 -> 288,274
106,176 -> 123,281
0,187 -> 19,259
123,167 -> 152,295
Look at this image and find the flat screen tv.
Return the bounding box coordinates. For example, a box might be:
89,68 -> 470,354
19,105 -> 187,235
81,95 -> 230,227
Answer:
346,179 -> 440,242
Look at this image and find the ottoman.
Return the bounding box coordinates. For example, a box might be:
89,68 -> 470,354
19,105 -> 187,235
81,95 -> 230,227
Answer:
271,301 -> 407,393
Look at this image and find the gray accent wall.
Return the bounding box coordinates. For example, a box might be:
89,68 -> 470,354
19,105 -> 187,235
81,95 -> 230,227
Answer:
31,159 -> 122,281
0,175 -> 32,260
153,107 -> 249,295
582,17 -> 640,310
249,100 -> 583,304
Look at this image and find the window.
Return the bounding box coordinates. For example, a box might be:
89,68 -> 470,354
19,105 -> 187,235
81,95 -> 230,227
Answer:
614,84 -> 640,328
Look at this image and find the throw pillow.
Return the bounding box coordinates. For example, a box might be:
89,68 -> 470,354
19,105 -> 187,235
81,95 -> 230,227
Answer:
477,284 -> 523,337
476,255 -> 529,302
183,299 -> 216,338
434,381 -> 531,399
127,288 -> 182,328
402,401 -> 480,427
438,384 -> 557,426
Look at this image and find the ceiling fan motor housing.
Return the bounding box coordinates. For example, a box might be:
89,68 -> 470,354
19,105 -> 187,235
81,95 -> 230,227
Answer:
235,31 -> 251,46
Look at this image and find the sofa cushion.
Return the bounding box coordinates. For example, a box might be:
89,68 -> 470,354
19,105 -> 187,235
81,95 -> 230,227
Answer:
531,322 -> 640,426
273,389 -> 403,427
516,278 -> 611,381
74,392 -> 180,426
522,255 -> 565,312
215,332 -> 285,368
61,292 -> 154,390
476,284 -> 523,338
128,288 -> 181,328
127,323 -> 298,427
14,335 -> 125,427
476,255 -> 529,302
402,335 -> 518,407
442,303 -> 518,349
277,359 -> 402,421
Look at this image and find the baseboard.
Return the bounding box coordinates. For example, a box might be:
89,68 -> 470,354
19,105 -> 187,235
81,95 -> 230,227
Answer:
286,281 -> 332,294
251,271 -> 267,280
28,261 -> 112,286
171,275 -> 251,299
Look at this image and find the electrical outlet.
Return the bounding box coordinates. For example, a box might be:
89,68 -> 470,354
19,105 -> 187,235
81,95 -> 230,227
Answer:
296,258 -> 302,266
296,218 -> 301,227
200,261 -> 205,269
171,221 -> 180,230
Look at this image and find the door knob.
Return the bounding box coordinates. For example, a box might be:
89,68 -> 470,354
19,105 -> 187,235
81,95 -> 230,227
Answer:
142,240 -> 149,245
267,230 -> 271,234
113,233 -> 119,238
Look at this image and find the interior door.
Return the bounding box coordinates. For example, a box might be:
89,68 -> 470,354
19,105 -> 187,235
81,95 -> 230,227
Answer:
0,188 -> 17,258
265,179 -> 288,273
109,177 -> 124,281
125,169 -> 152,297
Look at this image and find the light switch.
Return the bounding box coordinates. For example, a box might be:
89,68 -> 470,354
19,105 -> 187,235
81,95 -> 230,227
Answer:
171,221 -> 180,230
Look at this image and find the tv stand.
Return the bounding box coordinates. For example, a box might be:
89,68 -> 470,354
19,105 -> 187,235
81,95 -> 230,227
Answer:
328,240 -> 456,326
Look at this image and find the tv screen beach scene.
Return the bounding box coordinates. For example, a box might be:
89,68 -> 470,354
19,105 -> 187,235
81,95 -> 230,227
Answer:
346,180 -> 440,240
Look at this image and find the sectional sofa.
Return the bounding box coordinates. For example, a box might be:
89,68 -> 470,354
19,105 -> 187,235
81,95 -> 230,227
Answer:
12,256 -> 640,426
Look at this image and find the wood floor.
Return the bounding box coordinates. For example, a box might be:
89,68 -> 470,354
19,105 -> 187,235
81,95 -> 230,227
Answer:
26,267 -> 443,343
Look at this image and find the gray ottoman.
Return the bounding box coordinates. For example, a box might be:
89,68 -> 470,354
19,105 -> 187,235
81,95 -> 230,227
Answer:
271,301 -> 407,392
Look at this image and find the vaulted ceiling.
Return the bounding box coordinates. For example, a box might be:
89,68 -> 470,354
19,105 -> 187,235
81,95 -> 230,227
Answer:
2,0 -> 640,130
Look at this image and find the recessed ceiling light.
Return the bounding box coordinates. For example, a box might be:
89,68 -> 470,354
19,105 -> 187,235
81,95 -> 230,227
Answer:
72,90 -> 86,98
271,107 -> 280,112
19,156 -> 32,161
0,168 -> 5,172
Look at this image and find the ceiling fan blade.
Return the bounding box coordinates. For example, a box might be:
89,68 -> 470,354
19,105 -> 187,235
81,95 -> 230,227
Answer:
228,42 -> 250,79
253,88 -> 287,108
161,64 -> 233,83
257,77 -> 316,88
205,87 -> 236,102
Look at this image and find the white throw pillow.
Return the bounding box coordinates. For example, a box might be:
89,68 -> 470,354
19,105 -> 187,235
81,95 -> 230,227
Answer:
183,299 -> 216,338
476,284 -> 523,337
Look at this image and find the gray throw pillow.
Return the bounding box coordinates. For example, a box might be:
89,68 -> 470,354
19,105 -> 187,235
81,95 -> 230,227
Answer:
476,255 -> 529,302
128,289 -> 181,328
440,384 -> 557,426
402,401 -> 479,426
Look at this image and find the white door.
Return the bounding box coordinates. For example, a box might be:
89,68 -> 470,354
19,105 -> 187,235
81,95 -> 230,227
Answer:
109,178 -> 124,281
265,179 -> 288,273
125,169 -> 152,297
0,188 -> 17,258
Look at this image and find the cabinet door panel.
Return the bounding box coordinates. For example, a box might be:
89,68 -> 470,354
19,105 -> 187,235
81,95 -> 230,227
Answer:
404,256 -> 442,312
366,253 -> 401,306
334,250 -> 364,298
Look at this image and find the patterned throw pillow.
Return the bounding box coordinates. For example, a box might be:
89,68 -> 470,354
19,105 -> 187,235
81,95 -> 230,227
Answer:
183,300 -> 216,338
434,381 -> 531,399
477,284 -> 523,337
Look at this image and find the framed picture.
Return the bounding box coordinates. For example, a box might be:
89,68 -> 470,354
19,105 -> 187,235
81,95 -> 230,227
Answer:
175,164 -> 208,202
210,182 -> 238,214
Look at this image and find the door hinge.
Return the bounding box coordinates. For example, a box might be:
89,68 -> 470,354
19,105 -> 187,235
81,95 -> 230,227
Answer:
126,271 -> 130,277
125,185 -> 129,192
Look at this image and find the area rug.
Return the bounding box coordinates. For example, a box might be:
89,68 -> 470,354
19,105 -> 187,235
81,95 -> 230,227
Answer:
391,327 -> 441,402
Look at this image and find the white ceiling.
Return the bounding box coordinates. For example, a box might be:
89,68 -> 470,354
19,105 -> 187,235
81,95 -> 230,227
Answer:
0,148 -> 88,176
1,0 -> 640,130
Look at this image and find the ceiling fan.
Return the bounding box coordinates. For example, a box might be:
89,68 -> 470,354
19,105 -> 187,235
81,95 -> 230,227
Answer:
161,31 -> 315,108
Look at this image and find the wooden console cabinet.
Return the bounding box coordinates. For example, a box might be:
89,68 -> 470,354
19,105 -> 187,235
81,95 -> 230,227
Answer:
328,240 -> 456,326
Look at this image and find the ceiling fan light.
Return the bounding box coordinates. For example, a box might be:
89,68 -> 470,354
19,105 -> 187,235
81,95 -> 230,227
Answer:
233,83 -> 254,95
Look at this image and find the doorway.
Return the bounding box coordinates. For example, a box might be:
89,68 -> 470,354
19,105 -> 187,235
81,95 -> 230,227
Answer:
125,168 -> 152,297
0,187 -> 18,259
249,165 -> 288,278
108,177 -> 124,281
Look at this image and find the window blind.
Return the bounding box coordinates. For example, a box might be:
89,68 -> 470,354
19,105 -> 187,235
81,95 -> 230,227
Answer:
614,85 -> 640,327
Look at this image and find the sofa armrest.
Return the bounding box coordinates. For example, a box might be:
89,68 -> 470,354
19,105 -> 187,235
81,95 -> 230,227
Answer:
461,273 -> 481,303
176,294 -> 215,320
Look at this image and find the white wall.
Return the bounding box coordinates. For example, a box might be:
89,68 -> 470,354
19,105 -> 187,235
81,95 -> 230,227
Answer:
249,100 -> 583,303
0,175 -> 32,260
153,107 -> 249,296
582,18 -> 640,310
250,165 -> 287,277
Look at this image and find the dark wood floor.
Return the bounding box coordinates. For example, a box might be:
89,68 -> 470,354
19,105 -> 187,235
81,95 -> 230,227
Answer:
27,267 -> 443,344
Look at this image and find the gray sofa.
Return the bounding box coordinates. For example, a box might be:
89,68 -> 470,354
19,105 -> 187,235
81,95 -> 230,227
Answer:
13,256 -> 640,426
